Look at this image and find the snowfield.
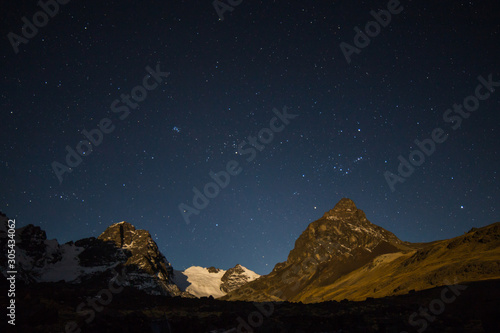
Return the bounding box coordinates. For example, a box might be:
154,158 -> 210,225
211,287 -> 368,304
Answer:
173,265 -> 260,298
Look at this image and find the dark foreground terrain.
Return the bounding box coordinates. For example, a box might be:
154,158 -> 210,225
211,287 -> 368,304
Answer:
3,278 -> 499,333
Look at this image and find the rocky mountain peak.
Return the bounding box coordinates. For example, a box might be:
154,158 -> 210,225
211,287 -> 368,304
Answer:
15,224 -> 52,260
207,266 -> 221,273
287,198 -> 402,268
98,221 -> 137,248
1,220 -> 188,297
332,197 -> 357,211
220,264 -> 259,293
322,198 -> 364,220
222,199 -> 407,303
94,221 -> 184,296
18,224 -> 47,241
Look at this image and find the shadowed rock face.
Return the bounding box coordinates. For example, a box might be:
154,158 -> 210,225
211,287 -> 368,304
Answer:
207,266 -> 221,273
220,264 -> 250,293
97,221 -> 183,296
0,220 -> 55,283
16,224 -> 49,259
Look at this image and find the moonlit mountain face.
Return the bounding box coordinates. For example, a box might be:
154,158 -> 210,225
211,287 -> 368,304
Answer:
222,198 -> 500,303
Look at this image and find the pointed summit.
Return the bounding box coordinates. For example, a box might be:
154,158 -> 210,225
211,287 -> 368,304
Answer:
98,221 -> 137,248
333,197 -> 357,211
220,264 -> 260,293
222,199 -> 406,303
287,197 -> 397,266
322,198 -> 363,220
97,221 -> 183,296
102,221 -> 137,232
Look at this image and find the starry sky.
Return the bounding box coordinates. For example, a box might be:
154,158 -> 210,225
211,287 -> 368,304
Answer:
1,0 -> 499,275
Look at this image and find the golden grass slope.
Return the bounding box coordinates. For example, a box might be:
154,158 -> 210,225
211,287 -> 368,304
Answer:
297,222 -> 500,303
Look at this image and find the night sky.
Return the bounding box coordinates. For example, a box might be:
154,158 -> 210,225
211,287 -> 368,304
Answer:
1,0 -> 499,275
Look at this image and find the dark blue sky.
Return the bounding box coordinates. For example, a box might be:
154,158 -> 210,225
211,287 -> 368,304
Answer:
1,0 -> 499,274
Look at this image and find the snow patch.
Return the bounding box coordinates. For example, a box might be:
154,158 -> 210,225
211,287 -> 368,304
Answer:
239,265 -> 260,282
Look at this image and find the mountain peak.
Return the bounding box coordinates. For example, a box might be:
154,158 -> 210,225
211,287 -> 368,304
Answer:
207,266 -> 221,273
107,221 -> 137,230
323,198 -> 360,219
334,198 -> 357,210
220,264 -> 260,293
97,221 -> 183,296
98,221 -> 138,248
285,198 -> 403,273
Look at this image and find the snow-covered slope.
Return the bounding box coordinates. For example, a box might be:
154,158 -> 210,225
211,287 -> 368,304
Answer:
174,266 -> 227,298
174,264 -> 260,298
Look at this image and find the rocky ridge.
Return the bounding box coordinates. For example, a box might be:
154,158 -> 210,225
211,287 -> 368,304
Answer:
220,264 -> 260,293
